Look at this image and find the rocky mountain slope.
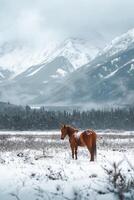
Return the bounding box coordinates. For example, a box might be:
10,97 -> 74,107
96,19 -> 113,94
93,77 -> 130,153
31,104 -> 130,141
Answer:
0,38 -> 99,76
1,29 -> 134,107
39,29 -> 134,107
0,38 -> 99,104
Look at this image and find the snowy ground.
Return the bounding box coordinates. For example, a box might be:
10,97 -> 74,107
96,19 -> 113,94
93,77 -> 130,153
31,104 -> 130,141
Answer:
0,131 -> 134,200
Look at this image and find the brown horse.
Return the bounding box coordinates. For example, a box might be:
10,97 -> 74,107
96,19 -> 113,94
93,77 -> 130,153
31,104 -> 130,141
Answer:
60,125 -> 97,161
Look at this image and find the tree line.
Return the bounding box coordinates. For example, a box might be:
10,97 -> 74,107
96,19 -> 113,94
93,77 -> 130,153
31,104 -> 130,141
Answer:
0,103 -> 134,130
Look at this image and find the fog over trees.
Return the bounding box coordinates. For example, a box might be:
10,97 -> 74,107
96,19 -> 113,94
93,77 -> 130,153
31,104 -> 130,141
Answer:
0,102 -> 134,130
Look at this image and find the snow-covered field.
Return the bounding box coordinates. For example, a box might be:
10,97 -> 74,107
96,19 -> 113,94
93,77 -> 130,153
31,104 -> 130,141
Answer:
0,131 -> 134,200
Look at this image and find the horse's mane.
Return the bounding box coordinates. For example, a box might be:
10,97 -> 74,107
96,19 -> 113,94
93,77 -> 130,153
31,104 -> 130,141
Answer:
66,125 -> 79,132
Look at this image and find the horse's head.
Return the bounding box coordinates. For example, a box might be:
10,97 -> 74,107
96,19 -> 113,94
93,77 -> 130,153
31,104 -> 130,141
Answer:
60,124 -> 79,139
60,124 -> 68,140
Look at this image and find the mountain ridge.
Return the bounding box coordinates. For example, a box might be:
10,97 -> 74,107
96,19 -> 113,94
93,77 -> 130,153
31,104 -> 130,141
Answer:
0,29 -> 134,107
38,29 -> 134,107
0,38 -> 99,77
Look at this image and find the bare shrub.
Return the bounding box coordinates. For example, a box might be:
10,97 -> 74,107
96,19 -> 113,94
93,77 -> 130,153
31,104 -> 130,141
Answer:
103,161 -> 134,200
10,192 -> 21,200
46,167 -> 67,181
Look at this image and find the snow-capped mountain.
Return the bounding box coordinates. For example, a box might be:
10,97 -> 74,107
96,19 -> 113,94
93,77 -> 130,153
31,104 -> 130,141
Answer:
0,41 -> 57,76
0,38 -> 99,77
99,29 -> 134,59
14,56 -> 74,82
38,29 -> 134,107
1,29 -> 134,106
45,38 -> 99,70
0,56 -> 74,104
0,67 -> 13,82
0,37 -> 100,104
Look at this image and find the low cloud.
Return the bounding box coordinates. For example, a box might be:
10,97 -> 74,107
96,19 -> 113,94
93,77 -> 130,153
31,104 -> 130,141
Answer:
0,0 -> 134,48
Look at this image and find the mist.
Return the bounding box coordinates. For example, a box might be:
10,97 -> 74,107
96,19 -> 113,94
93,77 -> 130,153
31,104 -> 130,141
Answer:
0,0 -> 134,48
0,0 -> 134,107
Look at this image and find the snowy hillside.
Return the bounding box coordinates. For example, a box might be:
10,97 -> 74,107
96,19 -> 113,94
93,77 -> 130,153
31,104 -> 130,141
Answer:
0,67 -> 13,82
0,38 -> 99,77
42,29 -> 134,107
0,41 -> 57,76
46,38 -> 99,70
14,56 -> 74,81
0,37 -> 100,104
100,28 -> 134,58
0,56 -> 74,104
0,131 -> 133,200
1,29 -> 134,106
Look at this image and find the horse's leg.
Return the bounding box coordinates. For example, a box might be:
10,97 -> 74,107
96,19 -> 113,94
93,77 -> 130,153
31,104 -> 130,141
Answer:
75,146 -> 78,160
90,149 -> 94,161
87,147 -> 94,161
71,146 -> 74,159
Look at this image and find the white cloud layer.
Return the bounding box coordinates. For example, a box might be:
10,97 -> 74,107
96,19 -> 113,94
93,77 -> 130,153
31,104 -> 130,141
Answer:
0,0 -> 134,47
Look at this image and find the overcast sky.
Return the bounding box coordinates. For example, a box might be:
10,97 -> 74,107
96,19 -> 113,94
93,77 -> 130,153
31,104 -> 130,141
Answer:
0,0 -> 134,48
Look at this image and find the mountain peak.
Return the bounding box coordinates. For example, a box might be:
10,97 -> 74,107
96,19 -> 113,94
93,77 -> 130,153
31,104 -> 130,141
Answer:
51,37 -> 99,69
102,28 -> 134,58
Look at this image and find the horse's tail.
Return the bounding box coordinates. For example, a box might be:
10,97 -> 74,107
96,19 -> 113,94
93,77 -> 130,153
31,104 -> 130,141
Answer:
92,133 -> 97,159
